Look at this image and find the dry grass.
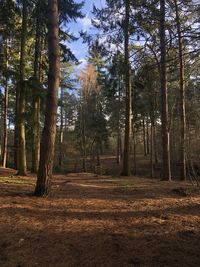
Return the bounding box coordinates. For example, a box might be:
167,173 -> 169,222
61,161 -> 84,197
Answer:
0,168 -> 200,267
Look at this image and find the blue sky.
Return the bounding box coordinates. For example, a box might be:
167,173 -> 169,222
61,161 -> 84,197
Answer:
67,0 -> 106,69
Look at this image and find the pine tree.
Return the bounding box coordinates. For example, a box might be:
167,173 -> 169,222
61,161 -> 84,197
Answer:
34,0 -> 60,196
17,0 -> 28,175
121,0 -> 132,176
160,0 -> 171,180
34,0 -> 84,196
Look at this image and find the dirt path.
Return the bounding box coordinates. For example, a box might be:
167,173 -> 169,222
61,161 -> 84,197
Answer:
0,168 -> 200,267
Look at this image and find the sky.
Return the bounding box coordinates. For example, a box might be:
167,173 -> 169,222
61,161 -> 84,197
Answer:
67,0 -> 106,70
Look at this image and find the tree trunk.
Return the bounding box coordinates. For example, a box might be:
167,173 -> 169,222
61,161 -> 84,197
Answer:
35,98 -> 40,169
14,95 -> 19,170
174,0 -> 187,181
132,124 -> 137,175
32,5 -> 41,173
2,39 -> 9,168
146,117 -> 150,155
150,123 -> 154,178
150,106 -> 155,178
117,75 -> 121,164
142,117 -> 147,156
120,131 -> 123,160
96,141 -> 101,167
160,0 -> 171,180
117,130 -> 121,164
153,92 -> 158,164
96,139 -> 101,174
59,87 -> 64,167
81,96 -> 87,172
34,0 -> 60,196
122,0 -> 131,176
153,124 -> 158,164
18,0 -> 28,175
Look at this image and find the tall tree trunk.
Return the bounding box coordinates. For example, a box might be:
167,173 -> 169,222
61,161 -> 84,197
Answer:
150,105 -> 155,178
146,117 -> 150,155
14,93 -> 19,170
34,98 -> 40,169
18,0 -> 28,175
153,92 -> 158,164
150,123 -> 154,178
59,87 -> 64,167
131,123 -> 137,175
34,0 -> 60,196
174,0 -> 187,181
82,118 -> 87,172
32,4 -> 41,172
2,39 -> 9,168
81,95 -> 87,172
160,0 -> 171,180
96,138 -> 101,175
117,129 -> 121,164
117,75 -> 121,164
120,132 -> 123,160
153,124 -> 158,164
96,141 -> 101,167
122,0 -> 131,176
142,117 -> 147,156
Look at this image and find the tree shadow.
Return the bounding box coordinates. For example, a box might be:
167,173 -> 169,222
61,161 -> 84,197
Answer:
0,176 -> 200,266
0,201 -> 199,222
0,223 -> 199,267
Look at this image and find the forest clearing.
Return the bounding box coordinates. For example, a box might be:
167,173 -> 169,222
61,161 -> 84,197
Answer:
0,167 -> 200,267
0,0 -> 200,266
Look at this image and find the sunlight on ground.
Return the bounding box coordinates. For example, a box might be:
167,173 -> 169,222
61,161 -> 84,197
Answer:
0,169 -> 200,267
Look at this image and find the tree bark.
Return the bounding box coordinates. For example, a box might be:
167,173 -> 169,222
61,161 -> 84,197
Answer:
131,123 -> 137,175
18,0 -> 28,175
122,0 -> 131,176
150,123 -> 154,178
146,117 -> 150,155
142,117 -> 147,156
153,92 -> 158,164
59,87 -> 64,167
14,93 -> 19,170
160,0 -> 171,180
174,0 -> 187,181
80,93 -> 87,172
32,3 -> 41,172
96,140 -> 101,167
117,129 -> 121,164
2,39 -> 9,168
117,75 -> 121,164
34,0 -> 60,196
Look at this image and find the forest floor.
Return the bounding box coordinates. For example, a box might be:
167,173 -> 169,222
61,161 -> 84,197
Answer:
0,167 -> 200,267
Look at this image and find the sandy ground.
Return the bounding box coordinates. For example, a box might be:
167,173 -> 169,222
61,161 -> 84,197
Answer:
0,167 -> 200,267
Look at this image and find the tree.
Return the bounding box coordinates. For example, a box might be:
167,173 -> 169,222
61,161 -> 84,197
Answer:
77,64 -> 108,171
90,0 -> 134,175
0,0 -> 20,167
34,0 -> 60,196
58,62 -> 75,167
174,0 -> 187,181
121,0 -> 132,176
31,0 -> 44,173
17,0 -> 28,175
105,52 -> 125,164
0,0 -> 199,180
2,40 -> 8,168
160,0 -> 171,180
